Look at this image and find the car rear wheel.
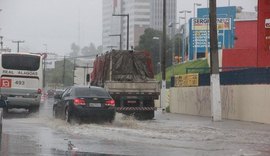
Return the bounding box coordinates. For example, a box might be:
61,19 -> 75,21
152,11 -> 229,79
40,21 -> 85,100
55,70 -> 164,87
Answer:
65,107 -> 80,125
107,115 -> 115,123
65,107 -> 70,123
53,106 -> 59,118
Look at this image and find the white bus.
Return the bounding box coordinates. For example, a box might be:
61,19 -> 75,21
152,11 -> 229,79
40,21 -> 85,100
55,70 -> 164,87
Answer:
0,52 -> 44,113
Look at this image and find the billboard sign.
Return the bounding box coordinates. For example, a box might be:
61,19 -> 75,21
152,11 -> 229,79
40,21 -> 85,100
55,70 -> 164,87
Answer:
174,73 -> 199,87
192,18 -> 231,31
189,18 -> 232,57
188,6 -> 237,60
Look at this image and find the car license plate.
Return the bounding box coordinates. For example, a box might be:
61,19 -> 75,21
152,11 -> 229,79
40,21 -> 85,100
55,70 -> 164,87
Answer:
89,103 -> 101,107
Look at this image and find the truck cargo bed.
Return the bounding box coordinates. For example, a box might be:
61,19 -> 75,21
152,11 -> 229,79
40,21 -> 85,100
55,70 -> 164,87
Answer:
104,81 -> 160,96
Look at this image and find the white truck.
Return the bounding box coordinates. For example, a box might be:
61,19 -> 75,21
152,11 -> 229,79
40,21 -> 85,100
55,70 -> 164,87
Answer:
91,50 -> 160,119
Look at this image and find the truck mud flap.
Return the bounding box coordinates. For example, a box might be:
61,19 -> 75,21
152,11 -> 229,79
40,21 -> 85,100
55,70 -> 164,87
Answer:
116,107 -> 157,112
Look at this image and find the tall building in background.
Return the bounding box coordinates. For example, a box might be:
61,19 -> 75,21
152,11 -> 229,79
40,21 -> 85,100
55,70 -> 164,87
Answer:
150,0 -> 177,36
121,0 -> 151,50
102,0 -> 176,52
102,0 -> 122,52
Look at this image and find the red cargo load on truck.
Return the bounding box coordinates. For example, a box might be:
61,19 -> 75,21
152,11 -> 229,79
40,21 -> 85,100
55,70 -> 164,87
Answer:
91,50 -> 154,86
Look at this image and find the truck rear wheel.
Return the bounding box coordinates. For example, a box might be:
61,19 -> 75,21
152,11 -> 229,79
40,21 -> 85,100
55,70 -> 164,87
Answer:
29,106 -> 40,114
135,111 -> 154,120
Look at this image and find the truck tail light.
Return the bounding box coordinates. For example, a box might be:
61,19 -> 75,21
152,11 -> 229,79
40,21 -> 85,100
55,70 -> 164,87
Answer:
74,98 -> 86,106
105,99 -> 115,107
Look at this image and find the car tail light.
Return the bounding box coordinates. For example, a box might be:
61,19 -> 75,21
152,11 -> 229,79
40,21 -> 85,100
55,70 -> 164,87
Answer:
37,88 -> 42,94
105,99 -> 115,107
74,98 -> 86,106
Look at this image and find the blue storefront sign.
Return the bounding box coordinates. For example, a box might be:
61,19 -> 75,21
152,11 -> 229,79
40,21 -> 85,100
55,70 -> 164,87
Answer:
188,6 -> 237,60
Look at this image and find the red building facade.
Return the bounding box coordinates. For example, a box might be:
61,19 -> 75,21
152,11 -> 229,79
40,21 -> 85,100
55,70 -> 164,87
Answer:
222,20 -> 257,67
222,0 -> 270,68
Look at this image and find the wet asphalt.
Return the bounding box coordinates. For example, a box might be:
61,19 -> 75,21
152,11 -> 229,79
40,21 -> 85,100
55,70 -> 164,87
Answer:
1,98 -> 270,156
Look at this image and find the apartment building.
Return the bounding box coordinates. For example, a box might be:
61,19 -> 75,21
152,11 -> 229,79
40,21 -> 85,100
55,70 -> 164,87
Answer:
102,0 -> 176,51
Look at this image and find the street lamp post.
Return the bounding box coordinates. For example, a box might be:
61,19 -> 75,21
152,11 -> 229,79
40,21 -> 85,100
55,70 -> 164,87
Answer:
12,40 -> 25,53
179,10 -> 191,62
178,17 -> 185,63
0,9 -> 2,52
168,22 -> 179,75
0,36 -> 3,51
153,37 -> 161,74
193,3 -> 202,18
112,14 -> 129,50
109,34 -> 122,50
193,3 -> 202,60
43,44 -> 47,88
153,36 -> 161,109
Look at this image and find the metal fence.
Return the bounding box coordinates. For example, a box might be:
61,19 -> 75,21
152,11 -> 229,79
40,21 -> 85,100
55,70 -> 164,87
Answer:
172,67 -> 270,87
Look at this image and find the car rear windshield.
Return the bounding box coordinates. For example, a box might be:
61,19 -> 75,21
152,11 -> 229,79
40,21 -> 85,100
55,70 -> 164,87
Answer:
2,54 -> 40,71
74,87 -> 111,98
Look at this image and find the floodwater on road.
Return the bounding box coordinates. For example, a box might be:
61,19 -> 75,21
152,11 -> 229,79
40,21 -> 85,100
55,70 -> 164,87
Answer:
1,98 -> 270,156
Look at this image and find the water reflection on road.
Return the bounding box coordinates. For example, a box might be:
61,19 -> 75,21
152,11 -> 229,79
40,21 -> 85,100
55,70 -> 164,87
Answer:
0,100 -> 130,156
2,98 -> 270,156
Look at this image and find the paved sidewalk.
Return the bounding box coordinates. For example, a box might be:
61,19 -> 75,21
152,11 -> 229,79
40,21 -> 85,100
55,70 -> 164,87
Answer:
151,110 -> 270,156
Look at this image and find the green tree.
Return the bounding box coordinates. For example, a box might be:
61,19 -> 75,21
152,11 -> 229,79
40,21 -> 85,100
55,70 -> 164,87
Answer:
81,43 -> 100,56
96,45 -> 103,54
89,43 -> 97,54
69,43 -> 80,57
46,59 -> 74,87
136,28 -> 173,74
81,46 -> 90,56
174,33 -> 183,62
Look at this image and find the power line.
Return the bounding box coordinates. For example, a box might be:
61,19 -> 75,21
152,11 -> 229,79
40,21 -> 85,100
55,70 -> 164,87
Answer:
12,40 -> 25,53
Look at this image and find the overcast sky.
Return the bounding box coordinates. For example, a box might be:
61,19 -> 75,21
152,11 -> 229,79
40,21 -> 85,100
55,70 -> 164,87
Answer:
0,0 -> 257,55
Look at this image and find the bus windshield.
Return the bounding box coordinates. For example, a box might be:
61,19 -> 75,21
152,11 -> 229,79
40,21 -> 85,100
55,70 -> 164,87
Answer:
2,54 -> 40,71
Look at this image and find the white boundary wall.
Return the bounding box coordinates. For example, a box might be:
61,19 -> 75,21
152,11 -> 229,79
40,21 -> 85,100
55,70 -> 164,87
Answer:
170,85 -> 270,124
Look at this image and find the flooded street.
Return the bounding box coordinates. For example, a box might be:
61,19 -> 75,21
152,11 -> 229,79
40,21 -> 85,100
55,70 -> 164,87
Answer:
1,99 -> 270,156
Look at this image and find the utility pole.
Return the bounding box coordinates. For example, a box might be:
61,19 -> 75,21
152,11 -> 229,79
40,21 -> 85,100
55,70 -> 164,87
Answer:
168,22 -> 178,75
179,10 -> 191,61
209,0 -> 222,121
73,58 -> 76,85
12,40 -> 24,53
0,36 -> 3,51
193,3 -> 202,60
63,56 -> 66,86
43,44 -> 47,88
161,0 -> 167,112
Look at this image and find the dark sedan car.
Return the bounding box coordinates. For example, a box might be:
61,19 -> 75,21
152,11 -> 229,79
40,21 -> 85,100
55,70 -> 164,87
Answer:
53,86 -> 116,123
